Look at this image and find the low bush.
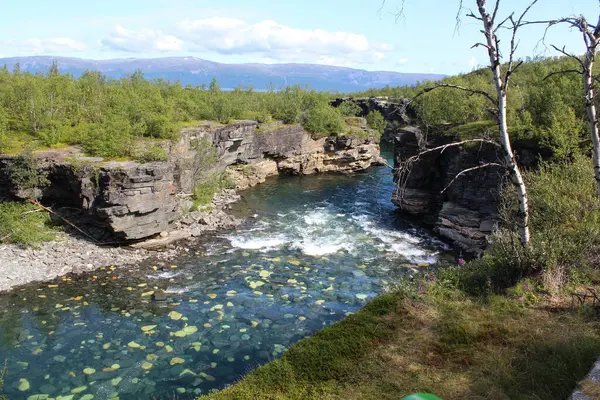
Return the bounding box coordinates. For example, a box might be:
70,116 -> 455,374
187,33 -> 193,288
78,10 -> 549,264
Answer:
5,150 -> 49,200
302,105 -> 345,137
192,173 -> 236,210
0,202 -> 58,246
136,144 -> 169,162
366,110 -> 386,136
337,101 -> 363,117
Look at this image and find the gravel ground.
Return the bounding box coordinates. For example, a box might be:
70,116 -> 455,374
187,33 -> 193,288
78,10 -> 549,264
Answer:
0,189 -> 242,293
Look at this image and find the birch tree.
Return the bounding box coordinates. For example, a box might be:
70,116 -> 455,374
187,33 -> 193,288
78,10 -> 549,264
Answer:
541,9 -> 600,198
392,0 -> 537,248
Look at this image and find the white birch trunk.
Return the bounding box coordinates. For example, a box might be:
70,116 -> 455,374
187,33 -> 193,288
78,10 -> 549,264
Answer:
583,39 -> 600,198
478,0 -> 531,247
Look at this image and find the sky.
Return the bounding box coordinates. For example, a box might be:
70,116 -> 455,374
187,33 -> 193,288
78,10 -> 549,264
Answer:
0,0 -> 598,75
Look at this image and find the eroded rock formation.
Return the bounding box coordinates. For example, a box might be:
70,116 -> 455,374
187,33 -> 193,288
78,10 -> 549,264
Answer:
0,121 -> 382,241
392,125 -> 548,254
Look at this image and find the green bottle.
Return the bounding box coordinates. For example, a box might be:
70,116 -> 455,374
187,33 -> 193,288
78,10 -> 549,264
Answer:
401,394 -> 443,400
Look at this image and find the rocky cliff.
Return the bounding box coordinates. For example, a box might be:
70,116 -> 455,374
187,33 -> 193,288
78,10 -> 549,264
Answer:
0,121 -> 382,242
392,126 -> 548,255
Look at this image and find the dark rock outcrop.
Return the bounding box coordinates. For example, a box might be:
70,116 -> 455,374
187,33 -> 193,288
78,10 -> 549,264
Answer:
392,125 -> 545,254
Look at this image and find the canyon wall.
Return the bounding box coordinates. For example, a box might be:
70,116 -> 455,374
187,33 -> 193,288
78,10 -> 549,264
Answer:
391,126 -> 549,254
0,121 -> 382,242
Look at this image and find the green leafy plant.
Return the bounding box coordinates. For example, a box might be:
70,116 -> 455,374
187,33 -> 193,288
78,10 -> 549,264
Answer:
0,201 -> 57,246
137,145 -> 169,162
5,149 -> 49,200
192,173 -> 236,210
366,110 -> 387,136
338,101 -> 363,117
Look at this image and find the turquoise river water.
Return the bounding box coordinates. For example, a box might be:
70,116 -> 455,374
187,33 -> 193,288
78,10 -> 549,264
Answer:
0,147 -> 452,399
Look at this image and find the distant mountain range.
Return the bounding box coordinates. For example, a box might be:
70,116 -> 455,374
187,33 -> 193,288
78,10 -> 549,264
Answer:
0,56 -> 445,92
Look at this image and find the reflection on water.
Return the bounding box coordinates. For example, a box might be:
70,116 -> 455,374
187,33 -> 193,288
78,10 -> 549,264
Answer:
0,146 -> 452,399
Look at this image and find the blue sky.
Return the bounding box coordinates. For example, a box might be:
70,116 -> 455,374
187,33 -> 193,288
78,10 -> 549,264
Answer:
0,0 -> 598,74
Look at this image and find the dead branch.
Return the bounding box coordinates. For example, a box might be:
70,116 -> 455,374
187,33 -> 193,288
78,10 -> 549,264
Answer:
380,0 -> 407,22
28,200 -> 100,244
503,0 -> 539,91
441,162 -> 505,193
406,139 -> 501,160
393,138 -> 502,204
413,84 -> 497,106
550,45 -> 585,69
543,69 -> 582,81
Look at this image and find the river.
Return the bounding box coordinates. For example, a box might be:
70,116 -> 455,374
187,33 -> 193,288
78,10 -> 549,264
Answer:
0,145 -> 452,399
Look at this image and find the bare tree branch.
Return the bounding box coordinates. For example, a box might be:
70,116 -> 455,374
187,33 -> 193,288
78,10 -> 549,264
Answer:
550,44 -> 585,68
400,139 -> 501,163
441,163 -> 505,193
380,0 -> 407,22
503,0 -> 539,91
543,69 -> 582,81
413,83 -> 497,106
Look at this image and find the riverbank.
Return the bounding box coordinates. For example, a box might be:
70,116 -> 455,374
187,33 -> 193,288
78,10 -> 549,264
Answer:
200,279 -> 600,400
0,188 -> 242,293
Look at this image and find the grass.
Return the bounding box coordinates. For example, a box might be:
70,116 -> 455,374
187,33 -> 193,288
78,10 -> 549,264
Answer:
200,281 -> 600,400
578,380 -> 600,398
0,130 -> 41,155
0,201 -> 58,246
192,173 -> 236,210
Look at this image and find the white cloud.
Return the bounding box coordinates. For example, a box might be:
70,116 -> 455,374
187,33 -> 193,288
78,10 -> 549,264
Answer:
97,18 -> 393,66
398,58 -> 409,64
101,25 -> 184,53
176,17 -> 392,64
7,38 -> 86,54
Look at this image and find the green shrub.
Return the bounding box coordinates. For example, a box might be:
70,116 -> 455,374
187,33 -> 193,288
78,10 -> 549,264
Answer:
80,117 -> 133,158
5,150 -> 49,200
136,145 -> 169,162
338,101 -> 363,117
146,114 -> 176,139
366,110 -> 386,136
302,105 -> 345,136
0,202 -> 58,246
192,173 -> 236,210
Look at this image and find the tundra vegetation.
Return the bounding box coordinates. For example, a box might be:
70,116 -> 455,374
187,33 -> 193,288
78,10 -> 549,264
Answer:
0,64 -> 383,160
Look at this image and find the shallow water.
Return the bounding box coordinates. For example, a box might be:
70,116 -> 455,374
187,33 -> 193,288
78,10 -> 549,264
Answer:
0,146 -> 452,399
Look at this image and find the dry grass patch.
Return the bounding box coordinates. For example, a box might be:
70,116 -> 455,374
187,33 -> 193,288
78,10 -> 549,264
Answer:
579,380 -> 600,398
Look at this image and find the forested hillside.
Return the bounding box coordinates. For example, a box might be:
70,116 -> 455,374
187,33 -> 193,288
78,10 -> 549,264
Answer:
355,56 -> 589,159
0,62 -> 384,161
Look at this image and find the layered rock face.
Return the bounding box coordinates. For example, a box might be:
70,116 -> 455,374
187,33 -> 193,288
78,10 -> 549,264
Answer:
0,122 -> 381,241
392,126 -> 543,254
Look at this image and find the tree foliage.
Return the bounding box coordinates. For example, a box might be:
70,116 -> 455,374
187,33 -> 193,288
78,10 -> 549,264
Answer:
352,56 -> 593,158
0,67 -> 359,160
